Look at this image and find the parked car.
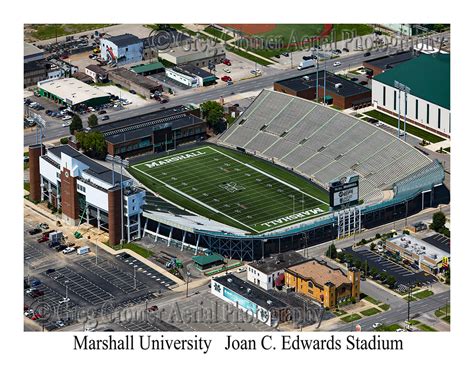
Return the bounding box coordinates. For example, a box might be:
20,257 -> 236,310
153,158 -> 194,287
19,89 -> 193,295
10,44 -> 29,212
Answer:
359,81 -> 368,85
223,67 -> 231,73
221,75 -> 232,82
31,313 -> 43,321
98,110 -> 107,115
28,228 -> 42,235
147,305 -> 159,312
372,322 -> 383,329
282,52 -> 289,57
55,320 -> 65,327
55,244 -> 67,252
31,279 -> 41,287
129,89 -> 136,94
222,58 -> 231,66
364,52 -> 371,57
37,235 -> 49,243
350,77 -> 358,82
45,268 -> 56,274
31,290 -> 45,298
62,246 -> 76,255
342,47 -> 349,52
333,61 -> 341,67
48,240 -> 60,248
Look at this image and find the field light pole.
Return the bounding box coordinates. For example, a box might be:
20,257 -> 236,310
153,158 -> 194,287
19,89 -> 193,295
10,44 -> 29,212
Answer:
394,81 -> 411,140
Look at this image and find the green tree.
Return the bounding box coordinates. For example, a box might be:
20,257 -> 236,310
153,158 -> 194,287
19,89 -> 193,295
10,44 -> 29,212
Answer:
326,243 -> 337,259
200,101 -> 225,133
370,267 -> 378,278
60,137 -> 69,145
88,114 -> 98,128
370,242 -> 376,251
69,114 -> 83,135
386,275 -> 396,288
76,131 -> 106,159
431,211 -> 446,232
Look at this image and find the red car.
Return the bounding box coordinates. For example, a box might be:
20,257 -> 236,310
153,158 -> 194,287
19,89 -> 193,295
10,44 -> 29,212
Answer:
147,305 -> 159,312
31,313 -> 43,321
37,235 -> 49,243
222,58 -> 231,66
221,76 -> 232,82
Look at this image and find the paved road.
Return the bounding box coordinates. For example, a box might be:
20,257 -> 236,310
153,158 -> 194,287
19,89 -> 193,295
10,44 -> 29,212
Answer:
330,290 -> 450,331
24,49 -> 397,147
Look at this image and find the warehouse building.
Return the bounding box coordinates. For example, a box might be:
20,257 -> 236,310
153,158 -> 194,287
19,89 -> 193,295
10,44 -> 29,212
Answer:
363,51 -> 415,76
160,44 -> 226,67
37,78 -> 111,108
108,67 -> 163,98
165,67 -> 199,87
29,144 -> 146,245
274,70 -> 372,109
211,274 -> 290,327
385,234 -> 450,275
95,105 -> 207,157
142,30 -> 192,60
85,65 -> 109,83
100,33 -> 143,66
247,252 -> 305,290
177,65 -> 217,86
192,253 -> 225,271
285,259 -> 360,308
371,53 -> 450,137
24,42 -> 44,64
130,61 -> 165,76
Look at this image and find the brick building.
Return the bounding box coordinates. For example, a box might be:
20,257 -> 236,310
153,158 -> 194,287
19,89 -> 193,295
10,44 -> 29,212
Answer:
29,144 -> 145,245
284,259 -> 360,308
274,70 -> 372,109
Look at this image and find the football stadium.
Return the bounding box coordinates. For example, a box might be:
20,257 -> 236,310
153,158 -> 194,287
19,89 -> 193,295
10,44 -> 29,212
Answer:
130,90 -> 447,259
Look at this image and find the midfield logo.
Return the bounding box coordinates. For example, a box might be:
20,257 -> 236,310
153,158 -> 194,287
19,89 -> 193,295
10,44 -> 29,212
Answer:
219,182 -> 246,193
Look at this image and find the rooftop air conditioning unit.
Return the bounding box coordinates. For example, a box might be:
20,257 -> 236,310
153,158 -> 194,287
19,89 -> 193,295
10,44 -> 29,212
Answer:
335,83 -> 342,89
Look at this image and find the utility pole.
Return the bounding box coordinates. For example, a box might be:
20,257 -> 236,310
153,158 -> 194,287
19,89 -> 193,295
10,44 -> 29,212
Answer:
407,283 -> 413,325
95,236 -> 99,265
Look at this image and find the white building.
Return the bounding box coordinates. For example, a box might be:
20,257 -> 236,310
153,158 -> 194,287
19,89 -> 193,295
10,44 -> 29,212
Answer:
165,67 -> 198,88
371,53 -> 450,138
100,34 -> 143,66
247,252 -> 305,290
33,144 -> 145,243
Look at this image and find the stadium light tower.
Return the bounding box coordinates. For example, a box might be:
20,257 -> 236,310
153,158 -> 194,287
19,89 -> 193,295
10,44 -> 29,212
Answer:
394,81 -> 411,140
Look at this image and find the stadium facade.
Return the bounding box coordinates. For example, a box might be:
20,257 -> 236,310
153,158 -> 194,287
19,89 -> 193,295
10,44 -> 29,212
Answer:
136,90 -> 447,260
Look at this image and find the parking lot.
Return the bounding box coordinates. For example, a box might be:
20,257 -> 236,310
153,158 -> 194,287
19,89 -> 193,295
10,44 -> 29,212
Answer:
45,266 -> 115,306
115,252 -> 177,288
77,256 -> 147,294
423,233 -> 450,254
345,247 -> 437,287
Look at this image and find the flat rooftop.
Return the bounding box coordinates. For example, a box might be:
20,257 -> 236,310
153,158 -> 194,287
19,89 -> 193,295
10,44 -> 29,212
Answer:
177,65 -> 217,79
109,68 -> 162,91
37,78 -> 110,105
24,42 -> 44,57
388,234 -> 450,260
422,234 -> 450,254
363,51 -> 415,70
104,113 -> 204,144
247,251 -> 305,275
47,145 -> 130,185
214,274 -> 288,310
286,259 -> 352,287
275,70 -> 371,98
105,33 -> 142,47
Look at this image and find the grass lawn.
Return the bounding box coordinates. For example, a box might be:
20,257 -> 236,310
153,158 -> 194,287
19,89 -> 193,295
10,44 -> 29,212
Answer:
375,324 -> 402,331
379,304 -> 390,311
129,145 -> 329,233
363,296 -> 381,305
413,290 -> 434,300
226,46 -> 272,66
30,24 -> 112,40
24,182 -> 30,192
118,242 -> 153,259
435,305 -> 450,323
340,314 -> 362,323
234,24 -> 373,59
333,309 -> 348,317
364,110 -> 445,143
417,323 -> 437,332
404,295 -> 418,302
204,26 -> 232,41
361,307 -> 381,317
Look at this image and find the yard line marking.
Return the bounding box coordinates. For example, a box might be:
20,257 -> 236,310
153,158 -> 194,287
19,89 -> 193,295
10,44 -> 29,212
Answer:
133,165 -> 259,233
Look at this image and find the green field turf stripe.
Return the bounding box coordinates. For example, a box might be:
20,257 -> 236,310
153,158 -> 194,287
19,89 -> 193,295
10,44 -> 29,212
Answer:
208,146 -> 329,205
133,166 -> 259,233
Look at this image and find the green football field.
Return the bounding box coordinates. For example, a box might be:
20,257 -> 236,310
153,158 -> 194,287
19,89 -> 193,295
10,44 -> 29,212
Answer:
129,145 -> 330,233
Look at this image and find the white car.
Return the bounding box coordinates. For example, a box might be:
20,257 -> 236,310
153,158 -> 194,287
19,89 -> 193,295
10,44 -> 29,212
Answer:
62,115 -> 72,121
62,122 -> 71,127
223,67 -> 231,73
372,322 -> 382,329
59,297 -> 70,305
55,320 -> 65,327
333,61 -> 341,67
24,309 -> 34,317
62,247 -> 76,255
396,328 -> 406,332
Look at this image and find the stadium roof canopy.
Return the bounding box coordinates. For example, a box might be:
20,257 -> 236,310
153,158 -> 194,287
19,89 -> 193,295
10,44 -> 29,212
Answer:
374,53 -> 450,109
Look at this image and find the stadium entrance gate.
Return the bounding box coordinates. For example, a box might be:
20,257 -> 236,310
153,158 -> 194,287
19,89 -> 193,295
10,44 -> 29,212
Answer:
336,206 -> 362,239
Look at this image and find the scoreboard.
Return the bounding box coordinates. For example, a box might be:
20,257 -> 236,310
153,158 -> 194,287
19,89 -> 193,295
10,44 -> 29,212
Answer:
329,175 -> 360,209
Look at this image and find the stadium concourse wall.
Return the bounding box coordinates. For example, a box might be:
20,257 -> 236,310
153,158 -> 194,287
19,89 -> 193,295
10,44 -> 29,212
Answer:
137,143 -> 447,260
